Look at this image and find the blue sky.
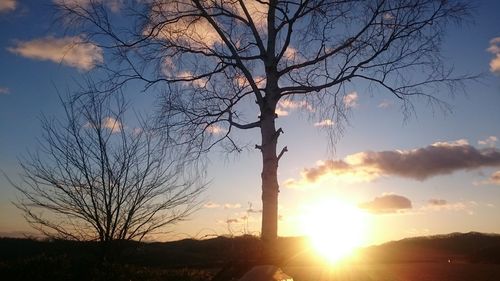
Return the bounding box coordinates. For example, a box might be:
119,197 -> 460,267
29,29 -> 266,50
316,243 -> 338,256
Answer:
1,0 -> 500,245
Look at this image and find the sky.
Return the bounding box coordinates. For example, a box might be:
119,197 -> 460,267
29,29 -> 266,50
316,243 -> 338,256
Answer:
0,0 -> 500,246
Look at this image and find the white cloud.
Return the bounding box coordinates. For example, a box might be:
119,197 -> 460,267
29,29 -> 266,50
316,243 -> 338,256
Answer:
8,36 -> 103,71
85,116 -> 122,133
102,117 -> 122,133
314,119 -> 334,127
203,202 -> 221,209
0,87 -> 10,95
235,75 -> 266,88
487,37 -> 500,74
477,170 -> 500,186
278,99 -> 312,110
203,202 -> 241,209
146,2 -> 222,48
177,71 -> 208,88
234,74 -> 248,87
275,107 -> 289,117
276,99 -> 313,116
378,100 -> 393,108
491,56 -> 500,74
224,203 -> 241,209
490,171 -> 500,185
343,91 -> 358,108
230,0 -> 268,30
206,124 -> 226,135
487,38 -> 500,53
283,47 -> 298,61
0,0 -> 16,12
478,136 -> 498,147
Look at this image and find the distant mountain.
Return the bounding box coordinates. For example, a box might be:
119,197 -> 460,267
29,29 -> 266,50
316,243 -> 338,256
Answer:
1,232 -> 499,267
360,232 -> 500,264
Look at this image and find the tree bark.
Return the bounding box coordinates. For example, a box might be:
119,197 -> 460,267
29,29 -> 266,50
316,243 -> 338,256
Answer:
260,99 -> 279,243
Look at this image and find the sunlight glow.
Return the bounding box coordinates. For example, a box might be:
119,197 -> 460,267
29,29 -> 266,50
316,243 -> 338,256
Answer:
300,199 -> 368,263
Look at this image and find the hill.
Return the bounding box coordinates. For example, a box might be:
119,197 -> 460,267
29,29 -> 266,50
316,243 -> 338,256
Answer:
360,232 -> 500,264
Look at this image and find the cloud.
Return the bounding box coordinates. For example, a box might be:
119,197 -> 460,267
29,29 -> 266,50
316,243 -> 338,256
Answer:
286,140 -> 500,187
0,87 -> 9,95
85,116 -> 122,133
102,117 -> 122,133
283,47 -> 300,61
278,99 -> 313,111
146,3 -> 222,48
487,37 -> 500,74
276,99 -> 314,116
203,202 -> 241,209
478,136 -> 498,147
477,170 -> 500,186
176,71 -> 208,88
237,0 -> 268,29
234,75 -> 266,89
427,199 -> 447,206
8,36 -> 103,71
421,200 -> 476,214
206,124 -> 226,135
343,91 -> 358,108
358,194 -> 412,214
275,107 -> 289,117
224,203 -> 241,209
314,119 -> 334,127
203,202 -> 221,209
0,0 -> 16,13
378,100 -> 393,108
489,171 -> 500,184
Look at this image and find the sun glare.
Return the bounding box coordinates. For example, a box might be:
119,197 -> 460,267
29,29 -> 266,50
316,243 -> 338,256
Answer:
300,199 -> 368,264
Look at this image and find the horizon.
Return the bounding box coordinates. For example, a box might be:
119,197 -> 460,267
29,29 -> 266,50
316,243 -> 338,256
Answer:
1,229 -> 499,246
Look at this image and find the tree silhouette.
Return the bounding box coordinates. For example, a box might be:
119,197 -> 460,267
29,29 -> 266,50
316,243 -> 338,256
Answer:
56,0 -> 472,245
14,91 -> 205,243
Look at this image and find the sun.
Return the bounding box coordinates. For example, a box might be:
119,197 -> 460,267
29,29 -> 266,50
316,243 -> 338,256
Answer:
299,198 -> 368,263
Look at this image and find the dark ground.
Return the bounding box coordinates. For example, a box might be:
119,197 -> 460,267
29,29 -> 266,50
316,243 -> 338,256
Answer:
1,232 -> 500,281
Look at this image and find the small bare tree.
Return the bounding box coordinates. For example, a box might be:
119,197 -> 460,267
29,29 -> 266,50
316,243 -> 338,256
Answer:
14,91 -> 205,242
55,0 -> 474,246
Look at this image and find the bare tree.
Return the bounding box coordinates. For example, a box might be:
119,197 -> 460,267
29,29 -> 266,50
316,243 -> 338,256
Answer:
14,91 -> 205,242
55,0 -> 473,245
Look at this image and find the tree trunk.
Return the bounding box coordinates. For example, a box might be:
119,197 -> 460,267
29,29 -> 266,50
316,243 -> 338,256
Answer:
260,105 -> 279,244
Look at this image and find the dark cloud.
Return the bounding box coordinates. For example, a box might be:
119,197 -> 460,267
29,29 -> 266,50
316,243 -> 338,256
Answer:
302,160 -> 350,182
358,194 -> 412,214
297,140 -> 500,183
428,199 -> 448,206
